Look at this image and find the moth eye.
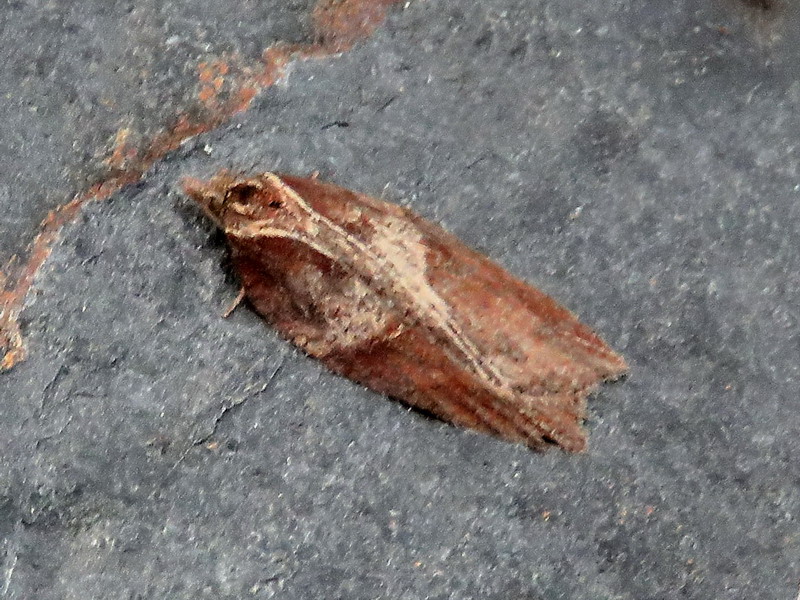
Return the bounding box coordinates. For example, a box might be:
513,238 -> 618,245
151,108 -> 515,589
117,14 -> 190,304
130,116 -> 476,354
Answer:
226,182 -> 286,213
227,183 -> 260,205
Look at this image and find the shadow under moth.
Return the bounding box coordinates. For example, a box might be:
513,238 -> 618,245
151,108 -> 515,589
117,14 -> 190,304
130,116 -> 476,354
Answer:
182,171 -> 626,452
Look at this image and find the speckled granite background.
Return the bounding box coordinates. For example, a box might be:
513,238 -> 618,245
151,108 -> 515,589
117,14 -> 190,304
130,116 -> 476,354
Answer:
1,1 -> 798,598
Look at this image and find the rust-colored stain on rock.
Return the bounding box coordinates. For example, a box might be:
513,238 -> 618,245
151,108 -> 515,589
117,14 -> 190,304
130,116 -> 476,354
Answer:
183,172 -> 627,452
313,0 -> 404,52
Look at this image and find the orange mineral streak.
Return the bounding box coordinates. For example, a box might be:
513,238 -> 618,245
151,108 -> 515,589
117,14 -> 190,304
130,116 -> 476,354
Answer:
0,0 -> 405,371
0,176 -> 137,370
105,127 -> 139,171
197,59 -> 231,108
313,0 -> 404,52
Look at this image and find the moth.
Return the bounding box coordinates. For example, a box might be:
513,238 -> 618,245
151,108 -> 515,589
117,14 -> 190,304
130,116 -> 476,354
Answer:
182,171 -> 626,452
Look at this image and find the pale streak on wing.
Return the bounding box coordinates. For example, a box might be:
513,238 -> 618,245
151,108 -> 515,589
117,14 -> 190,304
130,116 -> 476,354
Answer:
262,174 -> 571,446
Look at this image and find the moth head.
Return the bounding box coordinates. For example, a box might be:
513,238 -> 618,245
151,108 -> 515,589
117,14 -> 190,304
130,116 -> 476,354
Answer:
182,171 -> 292,231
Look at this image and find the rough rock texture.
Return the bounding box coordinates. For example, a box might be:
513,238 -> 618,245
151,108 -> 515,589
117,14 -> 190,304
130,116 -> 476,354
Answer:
1,1 -> 798,598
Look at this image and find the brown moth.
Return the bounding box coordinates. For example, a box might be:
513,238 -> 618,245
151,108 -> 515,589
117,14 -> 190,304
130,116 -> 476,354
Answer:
182,171 -> 626,452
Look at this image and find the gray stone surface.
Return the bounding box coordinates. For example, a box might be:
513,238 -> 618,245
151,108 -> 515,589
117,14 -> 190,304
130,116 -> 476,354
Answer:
1,1 -> 799,598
